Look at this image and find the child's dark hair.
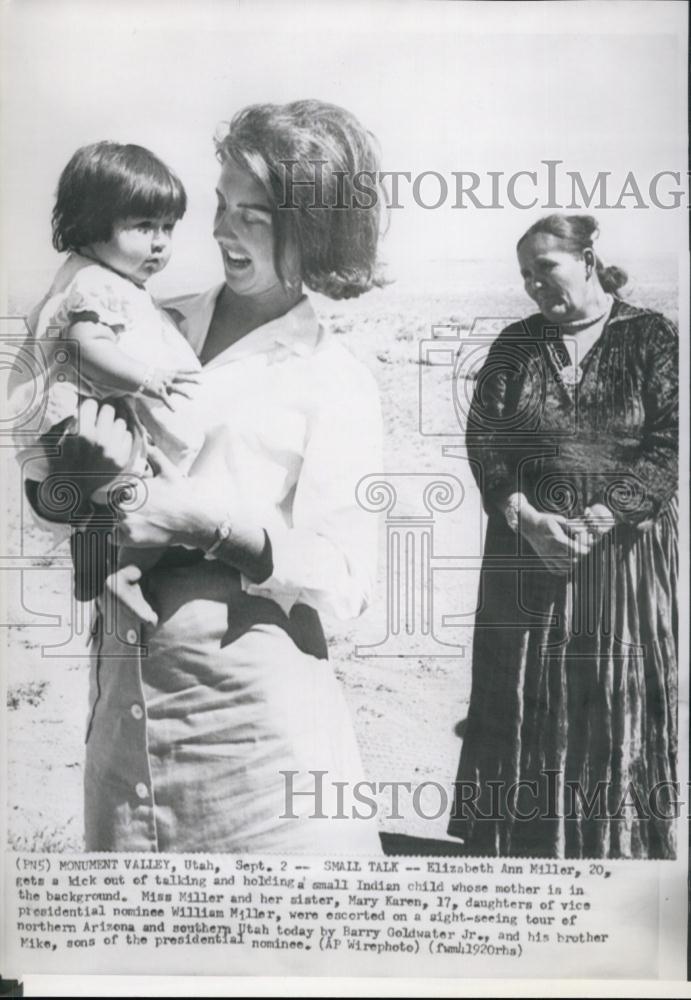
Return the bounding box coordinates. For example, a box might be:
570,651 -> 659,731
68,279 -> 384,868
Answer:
215,101 -> 387,300
52,142 -> 187,253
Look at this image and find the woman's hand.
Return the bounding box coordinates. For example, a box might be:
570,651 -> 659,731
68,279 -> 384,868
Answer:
582,503 -> 617,538
59,397 -> 133,479
117,447 -> 272,582
561,504 -> 616,549
116,447 -> 219,548
518,505 -> 593,574
41,398 -> 135,519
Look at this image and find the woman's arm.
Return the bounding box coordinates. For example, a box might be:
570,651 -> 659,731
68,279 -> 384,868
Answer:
118,359 -> 383,618
464,325 -> 534,515
613,314 -> 678,524
581,314 -> 678,527
467,327 -> 588,569
117,447 -> 273,582
242,361 -> 383,618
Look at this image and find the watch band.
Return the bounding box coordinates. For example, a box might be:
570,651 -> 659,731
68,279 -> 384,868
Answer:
205,517 -> 233,557
136,370 -> 155,396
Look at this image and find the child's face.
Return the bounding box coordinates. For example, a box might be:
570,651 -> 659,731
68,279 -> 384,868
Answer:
87,216 -> 176,285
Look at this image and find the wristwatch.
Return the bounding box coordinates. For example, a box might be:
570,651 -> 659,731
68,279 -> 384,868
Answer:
135,370 -> 155,395
205,517 -> 233,557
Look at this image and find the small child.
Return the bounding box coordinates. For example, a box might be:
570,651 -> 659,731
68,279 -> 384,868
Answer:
13,141 -> 205,624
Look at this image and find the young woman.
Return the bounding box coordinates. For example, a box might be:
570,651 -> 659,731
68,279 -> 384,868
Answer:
25,101 -> 387,854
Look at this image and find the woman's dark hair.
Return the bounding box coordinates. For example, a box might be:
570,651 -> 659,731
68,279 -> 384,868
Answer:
52,142 -> 187,253
517,214 -> 628,297
215,100 -> 387,300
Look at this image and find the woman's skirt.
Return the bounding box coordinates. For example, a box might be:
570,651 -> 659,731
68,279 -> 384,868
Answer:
448,499 -> 678,858
84,554 -> 380,854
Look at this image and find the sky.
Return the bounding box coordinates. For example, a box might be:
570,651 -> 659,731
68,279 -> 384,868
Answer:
1,0 -> 688,303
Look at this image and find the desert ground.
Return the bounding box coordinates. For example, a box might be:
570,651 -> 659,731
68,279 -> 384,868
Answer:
4,257 -> 678,852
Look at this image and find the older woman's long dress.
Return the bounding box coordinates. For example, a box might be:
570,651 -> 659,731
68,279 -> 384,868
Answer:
448,299 -> 678,858
80,290 -> 383,853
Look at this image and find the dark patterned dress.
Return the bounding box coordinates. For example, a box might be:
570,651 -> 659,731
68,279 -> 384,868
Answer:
448,298 -> 678,858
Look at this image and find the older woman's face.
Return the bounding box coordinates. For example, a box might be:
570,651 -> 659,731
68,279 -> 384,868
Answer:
517,232 -> 591,323
213,158 -> 299,299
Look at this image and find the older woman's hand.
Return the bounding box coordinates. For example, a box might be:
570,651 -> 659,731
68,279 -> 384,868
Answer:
583,503 -> 617,537
519,507 -> 593,574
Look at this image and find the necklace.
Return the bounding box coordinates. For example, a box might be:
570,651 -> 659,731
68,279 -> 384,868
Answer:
559,298 -> 612,333
558,362 -> 585,386
556,297 -> 613,386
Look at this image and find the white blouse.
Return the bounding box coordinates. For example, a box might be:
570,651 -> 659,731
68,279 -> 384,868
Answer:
165,286 -> 383,621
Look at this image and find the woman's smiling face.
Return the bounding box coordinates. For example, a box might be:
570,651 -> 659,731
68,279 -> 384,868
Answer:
213,158 -> 299,300
517,232 -> 591,322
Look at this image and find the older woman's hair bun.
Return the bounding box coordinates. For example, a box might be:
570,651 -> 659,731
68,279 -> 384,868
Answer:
596,262 -> 628,296
215,101 -> 388,300
517,213 -> 628,297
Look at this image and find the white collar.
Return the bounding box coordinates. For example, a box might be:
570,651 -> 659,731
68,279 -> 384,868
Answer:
161,285 -> 323,366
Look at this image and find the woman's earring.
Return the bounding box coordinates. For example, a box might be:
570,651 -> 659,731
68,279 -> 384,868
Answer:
584,249 -> 594,279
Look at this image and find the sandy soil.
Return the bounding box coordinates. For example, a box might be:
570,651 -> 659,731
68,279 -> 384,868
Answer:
4,266 -> 677,851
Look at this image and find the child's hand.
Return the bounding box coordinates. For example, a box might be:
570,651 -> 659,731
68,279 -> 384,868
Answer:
139,368 -> 200,411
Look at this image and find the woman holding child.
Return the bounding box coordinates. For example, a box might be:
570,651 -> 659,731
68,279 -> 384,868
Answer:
19,101 -> 386,853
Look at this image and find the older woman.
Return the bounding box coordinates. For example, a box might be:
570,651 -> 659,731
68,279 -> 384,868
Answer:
25,101 -> 385,854
448,214 -> 678,859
